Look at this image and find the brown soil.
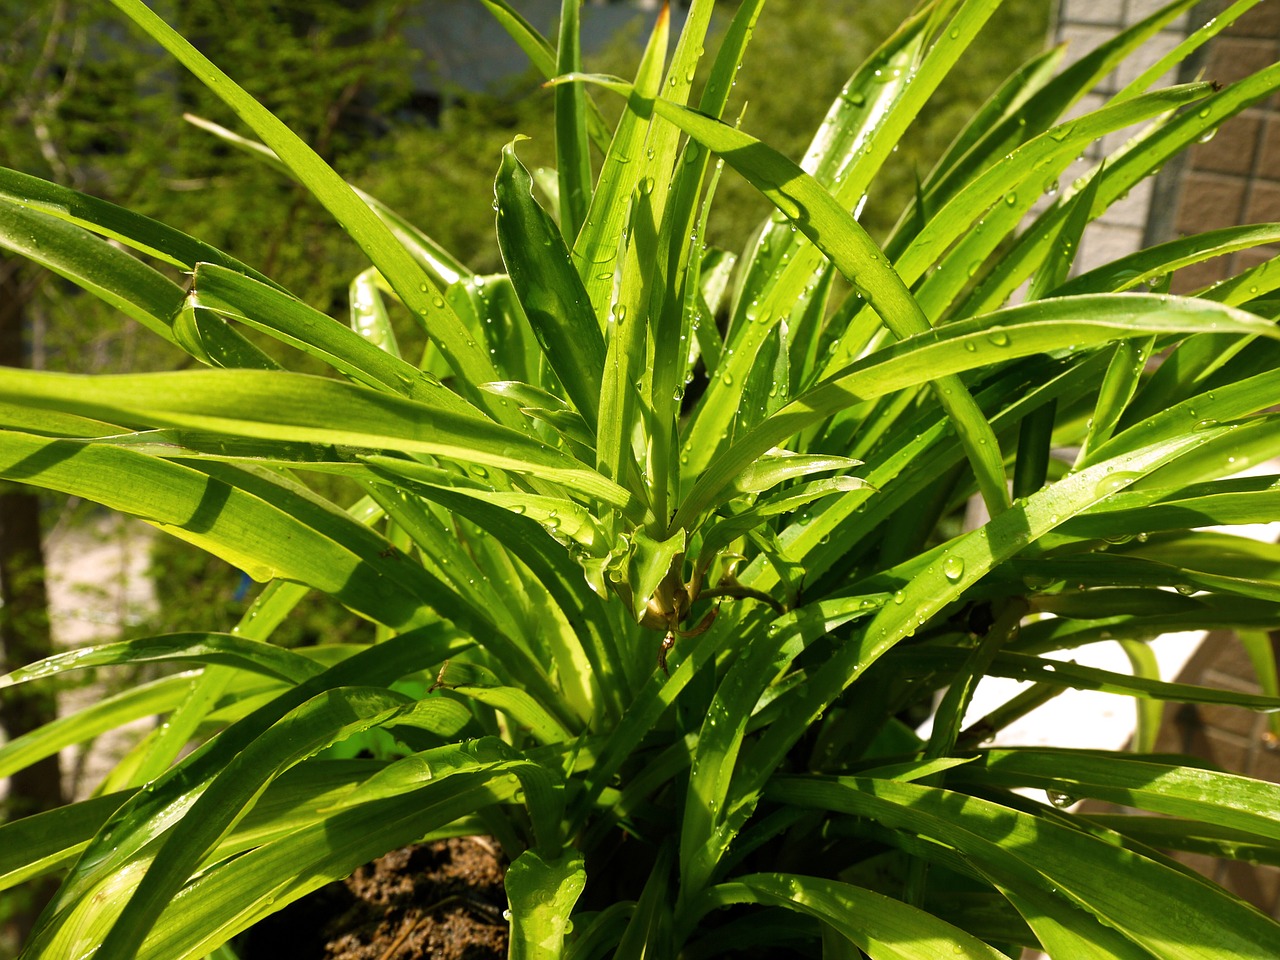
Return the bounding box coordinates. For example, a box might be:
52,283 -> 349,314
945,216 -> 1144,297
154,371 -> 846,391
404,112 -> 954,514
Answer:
240,838 -> 508,960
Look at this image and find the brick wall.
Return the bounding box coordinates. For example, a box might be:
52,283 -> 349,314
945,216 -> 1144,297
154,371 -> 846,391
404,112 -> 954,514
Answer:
1169,1 -> 1280,290
1052,0 -> 1192,272
1144,7 -> 1280,918
1146,631 -> 1280,916
1051,1 -> 1280,280
1046,0 -> 1280,929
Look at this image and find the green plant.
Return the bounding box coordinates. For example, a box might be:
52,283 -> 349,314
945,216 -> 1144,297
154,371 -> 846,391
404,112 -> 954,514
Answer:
4,0 -> 1280,957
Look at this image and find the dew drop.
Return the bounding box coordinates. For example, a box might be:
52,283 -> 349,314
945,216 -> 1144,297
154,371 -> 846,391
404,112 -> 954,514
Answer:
1046,789 -> 1075,809
942,555 -> 965,582
774,195 -> 801,220
1094,472 -> 1138,497
892,589 -> 906,605
987,331 -> 1010,347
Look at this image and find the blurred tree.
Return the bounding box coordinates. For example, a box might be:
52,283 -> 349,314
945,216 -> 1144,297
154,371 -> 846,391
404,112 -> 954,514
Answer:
0,256 -> 60,951
0,2 -> 415,942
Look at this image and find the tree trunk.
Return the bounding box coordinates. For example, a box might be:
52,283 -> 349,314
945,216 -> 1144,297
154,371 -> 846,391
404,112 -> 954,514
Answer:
0,254 -> 62,944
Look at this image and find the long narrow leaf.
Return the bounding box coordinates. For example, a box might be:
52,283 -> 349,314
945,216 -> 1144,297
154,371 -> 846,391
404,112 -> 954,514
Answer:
495,140 -> 605,429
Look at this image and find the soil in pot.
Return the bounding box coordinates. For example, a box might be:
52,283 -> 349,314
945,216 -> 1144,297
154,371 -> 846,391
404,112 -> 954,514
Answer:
239,837 -> 508,960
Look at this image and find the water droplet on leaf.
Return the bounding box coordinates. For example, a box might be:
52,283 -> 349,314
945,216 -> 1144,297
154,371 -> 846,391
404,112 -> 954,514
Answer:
942,555 -> 965,582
